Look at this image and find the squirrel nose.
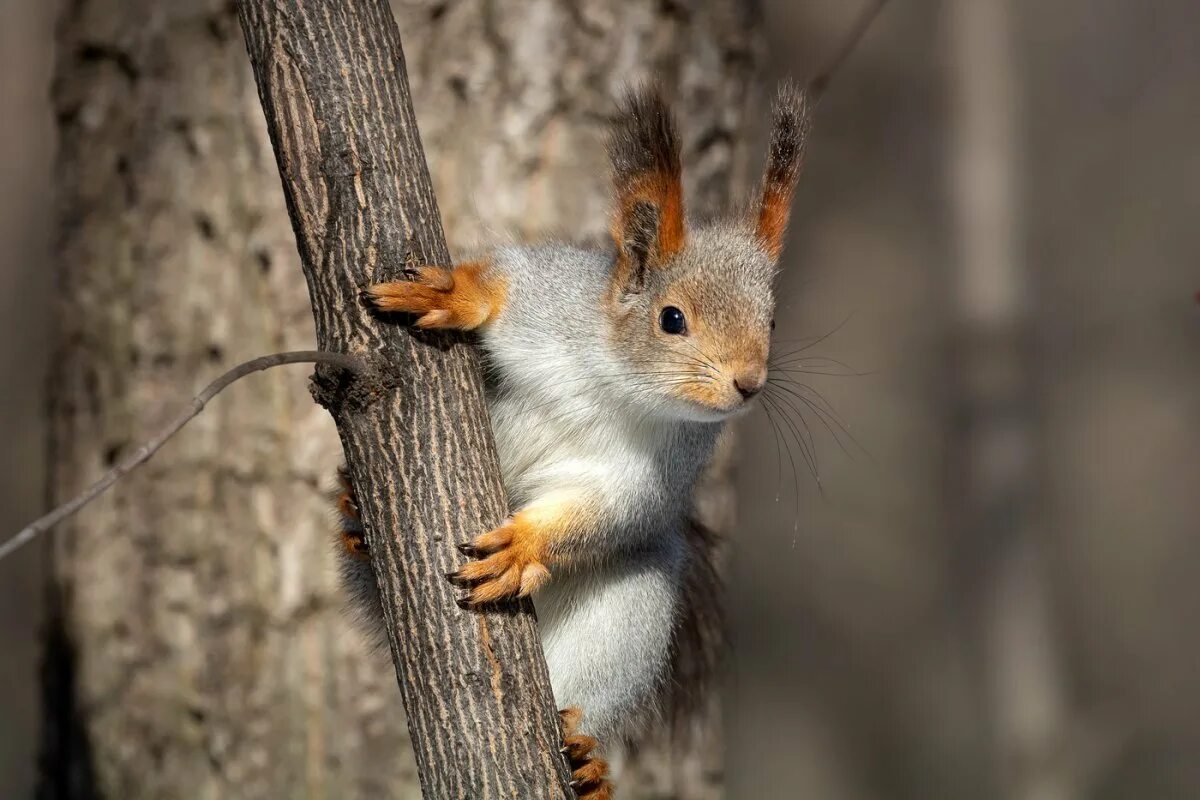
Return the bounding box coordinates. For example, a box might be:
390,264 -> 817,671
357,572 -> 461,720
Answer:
734,372 -> 765,400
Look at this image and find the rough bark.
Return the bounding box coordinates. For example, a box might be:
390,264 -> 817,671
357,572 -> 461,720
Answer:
235,0 -> 574,796
43,0 -> 761,797
43,2 -> 416,797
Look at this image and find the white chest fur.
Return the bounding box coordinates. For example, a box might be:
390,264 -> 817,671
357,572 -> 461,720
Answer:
488,389 -> 674,527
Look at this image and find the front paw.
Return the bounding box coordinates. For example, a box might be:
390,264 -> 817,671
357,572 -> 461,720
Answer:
361,266 -> 457,329
448,520 -> 551,606
362,259 -> 501,331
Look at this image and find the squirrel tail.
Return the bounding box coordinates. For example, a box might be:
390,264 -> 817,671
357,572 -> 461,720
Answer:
332,466 -> 389,650
661,516 -> 726,740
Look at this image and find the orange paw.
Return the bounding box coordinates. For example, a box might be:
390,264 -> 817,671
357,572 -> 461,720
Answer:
560,708 -> 612,799
448,518 -> 551,605
335,468 -> 360,522
362,260 -> 504,331
340,527 -> 370,561
334,468 -> 369,561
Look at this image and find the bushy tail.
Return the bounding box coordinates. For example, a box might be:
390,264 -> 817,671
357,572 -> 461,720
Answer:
332,466 -> 388,649
661,516 -> 726,740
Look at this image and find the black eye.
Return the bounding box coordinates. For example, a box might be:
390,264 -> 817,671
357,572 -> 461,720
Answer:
659,306 -> 687,335
770,319 -> 776,331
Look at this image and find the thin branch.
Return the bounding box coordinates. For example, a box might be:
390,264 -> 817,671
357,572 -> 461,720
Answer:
807,0 -> 890,102
0,350 -> 363,563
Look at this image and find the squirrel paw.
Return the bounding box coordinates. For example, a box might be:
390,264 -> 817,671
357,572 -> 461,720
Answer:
560,708 -> 613,800
335,468 -> 370,561
362,260 -> 501,331
447,519 -> 551,605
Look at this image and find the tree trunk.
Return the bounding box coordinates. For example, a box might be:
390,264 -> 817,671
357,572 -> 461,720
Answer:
43,2 -> 415,797
235,0 -> 573,795
946,1 -> 1074,798
43,0 -> 762,796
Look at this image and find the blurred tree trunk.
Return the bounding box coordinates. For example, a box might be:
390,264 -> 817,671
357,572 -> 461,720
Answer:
946,2 -> 1075,799
42,0 -> 761,797
42,2 -> 416,797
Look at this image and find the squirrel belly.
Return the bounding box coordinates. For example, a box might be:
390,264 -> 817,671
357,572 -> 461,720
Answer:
480,246 -> 722,737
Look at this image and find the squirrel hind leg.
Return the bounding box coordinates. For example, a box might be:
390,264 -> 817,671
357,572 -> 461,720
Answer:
560,707 -> 614,799
335,468 -> 370,561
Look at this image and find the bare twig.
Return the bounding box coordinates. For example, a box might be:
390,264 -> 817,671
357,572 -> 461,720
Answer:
807,0 -> 890,101
0,350 -> 363,563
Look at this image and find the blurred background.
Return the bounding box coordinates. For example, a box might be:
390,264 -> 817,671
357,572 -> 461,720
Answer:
2,0 -> 1197,798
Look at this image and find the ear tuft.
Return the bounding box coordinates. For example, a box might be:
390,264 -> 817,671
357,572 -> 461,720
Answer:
754,81 -> 812,261
608,84 -> 686,294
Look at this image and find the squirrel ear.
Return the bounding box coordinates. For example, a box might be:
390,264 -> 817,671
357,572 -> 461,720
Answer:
608,84 -> 686,293
753,82 -> 812,261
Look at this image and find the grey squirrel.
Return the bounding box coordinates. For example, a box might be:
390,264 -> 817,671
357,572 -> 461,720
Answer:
336,82 -> 811,798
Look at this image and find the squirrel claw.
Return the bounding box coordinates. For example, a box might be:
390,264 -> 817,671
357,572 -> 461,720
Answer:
450,520 -> 551,605
559,710 -> 612,800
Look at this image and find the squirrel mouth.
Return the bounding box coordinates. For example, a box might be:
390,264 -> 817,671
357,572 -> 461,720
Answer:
675,395 -> 751,422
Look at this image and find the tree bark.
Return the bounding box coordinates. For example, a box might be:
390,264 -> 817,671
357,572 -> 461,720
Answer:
43,0 -> 762,797
234,0 -> 575,796
43,2 -> 416,797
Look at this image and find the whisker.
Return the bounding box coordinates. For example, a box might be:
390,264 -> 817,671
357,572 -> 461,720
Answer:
767,380 -> 871,462
760,393 -> 820,539
769,366 -> 870,378
675,338 -> 722,375
769,355 -> 861,371
763,399 -> 783,503
762,390 -> 822,495
766,384 -> 851,460
767,312 -> 856,363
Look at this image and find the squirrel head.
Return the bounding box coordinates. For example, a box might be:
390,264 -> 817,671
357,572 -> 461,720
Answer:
605,82 -> 811,422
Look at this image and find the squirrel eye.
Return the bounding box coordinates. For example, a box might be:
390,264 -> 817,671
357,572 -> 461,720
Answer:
659,306 -> 687,335
770,319 -> 776,331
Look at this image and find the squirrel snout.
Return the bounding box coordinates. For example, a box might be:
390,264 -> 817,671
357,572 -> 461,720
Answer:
733,369 -> 766,400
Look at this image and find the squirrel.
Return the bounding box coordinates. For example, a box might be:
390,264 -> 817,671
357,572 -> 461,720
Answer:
335,82 -> 811,799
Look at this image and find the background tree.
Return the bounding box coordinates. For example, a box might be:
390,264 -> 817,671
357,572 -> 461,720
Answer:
37,0 -> 761,797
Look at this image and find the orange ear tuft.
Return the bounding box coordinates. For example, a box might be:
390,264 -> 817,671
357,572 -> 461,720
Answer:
608,85 -> 686,293
754,82 -> 812,261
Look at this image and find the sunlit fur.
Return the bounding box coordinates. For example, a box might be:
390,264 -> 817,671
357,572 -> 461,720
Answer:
339,84 -> 810,749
